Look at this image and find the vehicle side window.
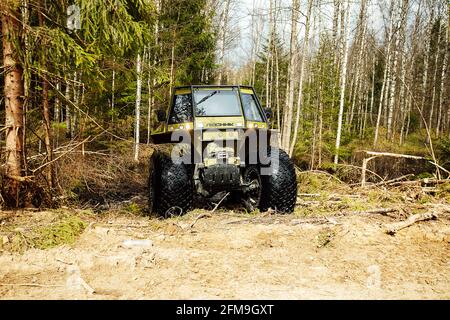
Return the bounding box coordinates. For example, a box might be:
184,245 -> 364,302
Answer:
169,94 -> 193,124
241,93 -> 263,122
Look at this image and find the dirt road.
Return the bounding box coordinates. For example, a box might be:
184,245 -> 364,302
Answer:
0,209 -> 449,299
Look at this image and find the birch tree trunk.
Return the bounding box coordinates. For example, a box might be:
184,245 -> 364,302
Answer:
282,0 -> 299,152
250,2 -> 263,87
169,40 -> 175,95
387,2 -> 401,141
436,23 -> 448,137
71,71 -> 80,139
401,0 -> 422,144
289,0 -> 313,157
134,53 -> 142,162
147,58 -> 152,145
369,55 -> 376,126
111,69 -> 115,124
428,21 -> 442,132
397,0 -> 409,143
65,78 -> 72,139
54,81 -> 61,122
148,0 -> 160,144
217,0 -> 231,85
420,5 -> 435,126
374,0 -> 395,146
275,44 -> 281,138
265,0 -> 274,111
348,0 -> 367,132
334,0 -> 350,166
38,2 -> 54,189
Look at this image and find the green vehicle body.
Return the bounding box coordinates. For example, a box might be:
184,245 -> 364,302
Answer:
148,85 -> 297,216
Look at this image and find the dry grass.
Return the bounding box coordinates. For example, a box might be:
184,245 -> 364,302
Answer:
54,141 -> 154,211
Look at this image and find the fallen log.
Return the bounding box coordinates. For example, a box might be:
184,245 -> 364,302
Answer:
358,208 -> 399,216
385,212 -> 437,235
371,174 -> 415,187
361,151 -> 450,187
387,179 -> 449,187
291,217 -> 330,225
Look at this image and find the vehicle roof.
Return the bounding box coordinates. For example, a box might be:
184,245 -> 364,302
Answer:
174,85 -> 255,90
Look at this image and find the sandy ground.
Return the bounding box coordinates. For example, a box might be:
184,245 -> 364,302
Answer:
0,208 -> 449,300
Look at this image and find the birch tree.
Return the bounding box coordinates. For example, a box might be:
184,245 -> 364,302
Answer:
334,0 -> 350,166
134,53 -> 142,162
436,22 -> 448,137
217,0 -> 231,84
289,0 -> 313,157
281,0 -> 299,152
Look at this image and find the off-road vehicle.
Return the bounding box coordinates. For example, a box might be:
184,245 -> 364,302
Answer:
149,85 -> 297,216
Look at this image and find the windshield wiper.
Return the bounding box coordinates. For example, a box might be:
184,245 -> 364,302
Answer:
196,90 -> 218,106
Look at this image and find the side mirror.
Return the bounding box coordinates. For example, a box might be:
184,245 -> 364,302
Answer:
156,110 -> 167,122
264,108 -> 273,120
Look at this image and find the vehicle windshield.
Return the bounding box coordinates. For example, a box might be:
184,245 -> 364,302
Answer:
193,89 -> 242,117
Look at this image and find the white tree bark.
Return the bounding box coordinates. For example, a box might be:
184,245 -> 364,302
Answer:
420,4 -> 435,123
65,78 -> 72,139
289,0 -> 313,157
387,2 -> 402,141
334,0 -> 350,166
111,69 -> 115,123
348,0 -> 367,132
217,0 -> 231,84
429,20 -> 442,131
282,0 -> 299,152
436,22 -> 448,137
54,80 -> 61,122
374,0 -> 395,146
134,53 -> 142,162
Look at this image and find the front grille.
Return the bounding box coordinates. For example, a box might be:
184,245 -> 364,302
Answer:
217,151 -> 228,160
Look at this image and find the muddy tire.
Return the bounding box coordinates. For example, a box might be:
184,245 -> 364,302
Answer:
148,151 -> 193,217
259,148 -> 297,213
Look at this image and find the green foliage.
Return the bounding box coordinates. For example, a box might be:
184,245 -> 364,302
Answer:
33,215 -> 88,249
436,138 -> 450,165
3,0 -> 218,151
1,214 -> 88,253
122,202 -> 145,215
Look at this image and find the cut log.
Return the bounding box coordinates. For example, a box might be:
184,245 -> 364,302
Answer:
359,208 -> 399,215
385,212 -> 437,235
371,174 -> 415,187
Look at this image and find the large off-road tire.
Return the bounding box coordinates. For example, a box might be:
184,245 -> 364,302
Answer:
148,151 -> 193,217
259,148 -> 297,213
